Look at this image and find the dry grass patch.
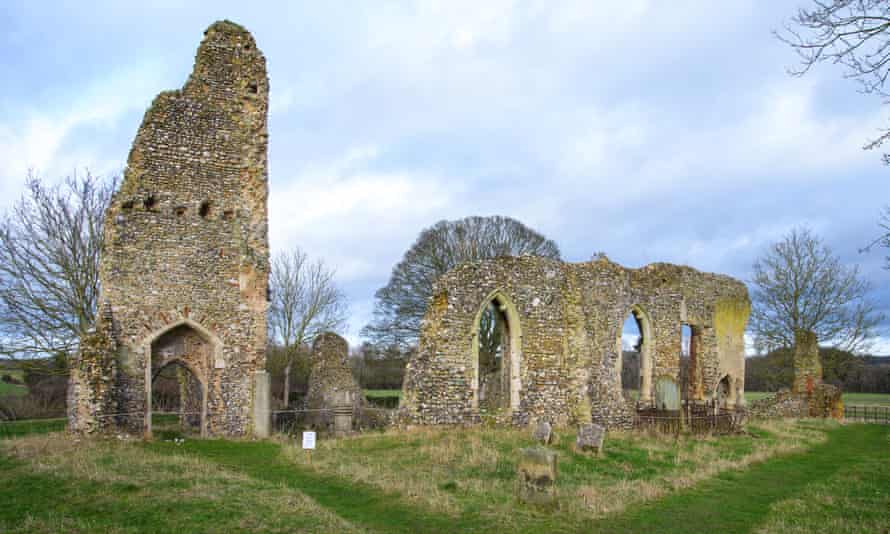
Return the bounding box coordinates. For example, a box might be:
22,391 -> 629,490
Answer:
281,420 -> 833,528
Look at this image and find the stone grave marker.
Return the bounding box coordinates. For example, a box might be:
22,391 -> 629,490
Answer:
575,423 -> 605,455
532,421 -> 552,445
517,446 -> 558,507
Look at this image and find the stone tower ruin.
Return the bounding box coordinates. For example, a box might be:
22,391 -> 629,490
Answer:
68,20 -> 271,437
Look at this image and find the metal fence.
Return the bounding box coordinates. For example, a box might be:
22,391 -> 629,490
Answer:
844,404 -> 890,424
634,400 -> 745,435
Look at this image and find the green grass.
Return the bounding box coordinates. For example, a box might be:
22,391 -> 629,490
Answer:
0,418 -> 66,439
0,369 -> 27,397
838,392 -> 890,406
363,389 -> 401,398
745,391 -> 890,406
600,423 -> 890,533
1,420 -> 887,532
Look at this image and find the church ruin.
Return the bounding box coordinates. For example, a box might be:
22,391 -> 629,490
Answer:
67,20 -> 271,437
401,256 -> 750,429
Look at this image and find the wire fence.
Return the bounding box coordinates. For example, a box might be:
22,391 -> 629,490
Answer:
271,406 -> 396,436
844,404 -> 890,424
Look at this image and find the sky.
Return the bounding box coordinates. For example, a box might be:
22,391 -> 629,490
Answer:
1,1 -> 888,354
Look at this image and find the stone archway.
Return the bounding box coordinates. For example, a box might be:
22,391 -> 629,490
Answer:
142,319 -> 221,437
471,291 -> 522,414
151,359 -> 204,433
715,374 -> 733,410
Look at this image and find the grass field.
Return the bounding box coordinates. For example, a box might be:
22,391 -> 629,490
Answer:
363,389 -> 402,399
1,419 -> 887,532
745,391 -> 890,406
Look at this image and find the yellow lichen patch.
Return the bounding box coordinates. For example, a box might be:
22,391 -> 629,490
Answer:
713,296 -> 751,340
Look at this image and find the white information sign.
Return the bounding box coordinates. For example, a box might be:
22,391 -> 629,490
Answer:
302,431 -> 317,450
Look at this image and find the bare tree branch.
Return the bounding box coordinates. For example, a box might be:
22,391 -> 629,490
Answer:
777,1 -> 890,160
0,170 -> 116,371
749,227 -> 883,354
268,247 -> 348,406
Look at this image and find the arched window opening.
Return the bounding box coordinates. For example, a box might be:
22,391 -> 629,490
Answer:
681,324 -> 704,402
616,307 -> 653,407
473,293 -> 521,415
619,312 -> 643,401
478,301 -> 510,413
716,375 -> 731,410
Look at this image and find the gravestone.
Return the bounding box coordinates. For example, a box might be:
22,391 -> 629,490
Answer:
655,377 -> 680,411
532,421 -> 552,445
575,423 -> 605,455
517,447 -> 558,507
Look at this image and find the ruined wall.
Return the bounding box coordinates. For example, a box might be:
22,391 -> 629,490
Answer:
749,330 -> 842,420
306,332 -> 364,412
401,256 -> 750,429
68,20 -> 270,437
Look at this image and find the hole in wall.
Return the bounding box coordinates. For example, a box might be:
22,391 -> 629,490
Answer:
143,195 -> 157,210
121,200 -> 134,210
199,201 -> 211,218
247,82 -> 258,94
222,210 -> 234,220
175,206 -> 187,217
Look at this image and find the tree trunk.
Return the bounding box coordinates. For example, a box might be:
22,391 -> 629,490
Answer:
283,359 -> 292,408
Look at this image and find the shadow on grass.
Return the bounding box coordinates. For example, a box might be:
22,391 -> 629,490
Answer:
145,438 -> 506,533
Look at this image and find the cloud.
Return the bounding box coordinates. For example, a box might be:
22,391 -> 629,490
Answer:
269,146 -> 457,277
0,61 -> 169,200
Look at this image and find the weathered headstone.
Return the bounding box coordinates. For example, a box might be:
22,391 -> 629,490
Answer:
655,377 -> 680,411
532,421 -> 552,445
517,447 -> 558,507
575,423 -> 605,455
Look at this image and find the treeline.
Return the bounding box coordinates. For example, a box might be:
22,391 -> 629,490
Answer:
0,358 -> 67,420
745,348 -> 890,393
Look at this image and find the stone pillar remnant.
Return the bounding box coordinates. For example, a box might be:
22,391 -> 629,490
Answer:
792,329 -> 822,396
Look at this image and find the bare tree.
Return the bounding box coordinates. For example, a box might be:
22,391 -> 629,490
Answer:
269,248 -> 348,407
0,171 -> 116,369
362,215 -> 561,348
862,205 -> 890,269
749,227 -> 883,354
777,1 -> 890,161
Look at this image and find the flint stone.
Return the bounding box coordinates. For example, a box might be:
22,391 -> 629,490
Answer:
576,423 -> 605,455
517,446 -> 558,507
